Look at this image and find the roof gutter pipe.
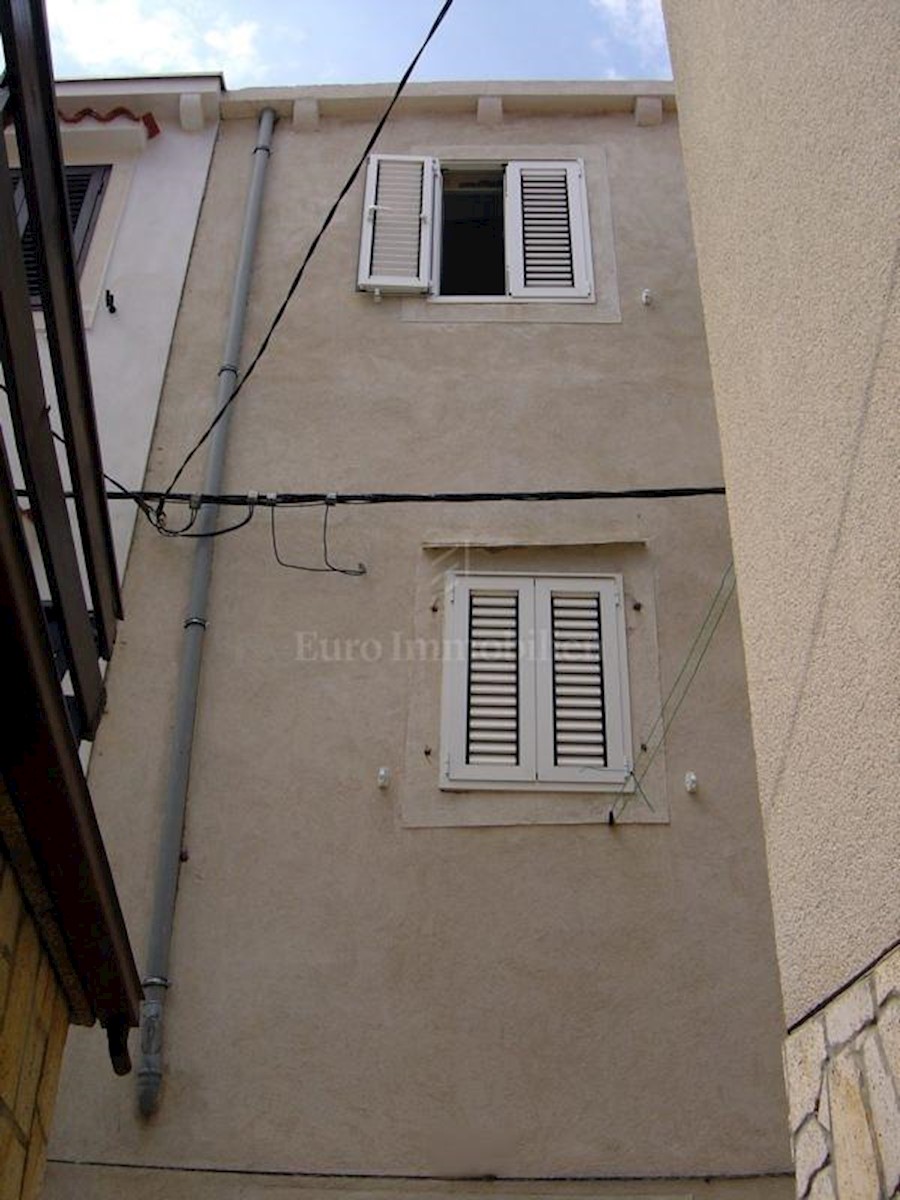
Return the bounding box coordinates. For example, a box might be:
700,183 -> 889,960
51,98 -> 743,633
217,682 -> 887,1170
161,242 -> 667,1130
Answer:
137,107 -> 276,1117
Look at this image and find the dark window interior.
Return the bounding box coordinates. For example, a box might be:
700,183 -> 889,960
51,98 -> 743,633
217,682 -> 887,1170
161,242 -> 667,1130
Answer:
440,168 -> 505,296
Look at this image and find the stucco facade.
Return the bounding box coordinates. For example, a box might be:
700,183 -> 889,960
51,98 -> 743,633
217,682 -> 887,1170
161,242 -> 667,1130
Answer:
662,3 -> 900,1196
46,84 -> 790,1194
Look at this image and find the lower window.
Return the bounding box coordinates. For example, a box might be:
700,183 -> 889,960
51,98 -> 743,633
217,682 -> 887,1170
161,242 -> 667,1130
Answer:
440,572 -> 633,791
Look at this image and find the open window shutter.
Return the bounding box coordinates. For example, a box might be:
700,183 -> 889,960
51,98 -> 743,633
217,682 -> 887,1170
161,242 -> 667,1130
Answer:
441,575 -> 536,784
357,155 -> 435,293
11,165 -> 108,301
66,165 -> 108,269
505,160 -> 593,300
535,577 -> 630,784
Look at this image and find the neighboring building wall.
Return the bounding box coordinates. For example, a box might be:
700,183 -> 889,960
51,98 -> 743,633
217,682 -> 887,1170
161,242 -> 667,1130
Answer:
1,77 -> 220,581
783,945 -> 900,1198
0,856 -> 68,1200
662,2 -> 900,1196
46,87 -> 790,1195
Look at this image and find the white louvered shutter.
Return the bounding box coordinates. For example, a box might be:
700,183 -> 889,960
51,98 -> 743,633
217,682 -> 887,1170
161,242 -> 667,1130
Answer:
357,155 -> 435,293
441,575 -> 536,783
534,577 -> 631,784
505,160 -> 593,300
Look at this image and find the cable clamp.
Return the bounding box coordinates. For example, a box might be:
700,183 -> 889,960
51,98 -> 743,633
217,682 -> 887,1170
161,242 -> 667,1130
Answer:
184,616 -> 208,630
253,143 -> 272,156
189,493 -> 202,511
247,490 -> 258,507
217,363 -> 239,378
142,976 -> 170,989
326,492 -> 337,506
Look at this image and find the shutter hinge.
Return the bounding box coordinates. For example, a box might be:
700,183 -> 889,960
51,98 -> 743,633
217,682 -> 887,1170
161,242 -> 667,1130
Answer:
445,754 -> 451,775
449,581 -> 456,605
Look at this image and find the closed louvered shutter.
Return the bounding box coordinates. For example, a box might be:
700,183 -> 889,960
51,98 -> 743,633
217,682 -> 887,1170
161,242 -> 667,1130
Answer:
466,591 -> 520,766
535,577 -> 631,785
548,592 -> 607,768
357,155 -> 435,293
11,165 -> 108,302
441,574 -> 630,790
441,575 -> 536,783
505,160 -> 593,300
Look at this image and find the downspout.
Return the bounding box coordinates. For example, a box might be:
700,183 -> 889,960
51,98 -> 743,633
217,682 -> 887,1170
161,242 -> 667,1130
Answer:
137,107 -> 276,1117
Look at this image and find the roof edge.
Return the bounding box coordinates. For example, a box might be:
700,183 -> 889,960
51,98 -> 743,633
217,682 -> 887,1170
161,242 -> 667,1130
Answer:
221,79 -> 677,121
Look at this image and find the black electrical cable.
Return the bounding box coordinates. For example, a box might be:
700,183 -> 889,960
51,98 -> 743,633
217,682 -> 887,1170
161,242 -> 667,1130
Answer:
46,428 -> 157,521
271,501 -> 366,575
157,0 -> 457,515
176,504 -> 257,539
93,485 -> 726,507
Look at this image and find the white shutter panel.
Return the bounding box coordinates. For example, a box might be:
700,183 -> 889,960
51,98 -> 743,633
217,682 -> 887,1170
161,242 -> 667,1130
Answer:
535,577 -> 631,784
441,575 -> 536,784
357,155 -> 435,293
505,160 -> 593,300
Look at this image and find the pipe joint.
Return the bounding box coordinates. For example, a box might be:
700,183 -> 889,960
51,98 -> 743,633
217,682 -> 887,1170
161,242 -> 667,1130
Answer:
142,975 -> 170,988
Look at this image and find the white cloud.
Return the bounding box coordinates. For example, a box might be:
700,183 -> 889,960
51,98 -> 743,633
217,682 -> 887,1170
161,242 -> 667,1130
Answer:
203,20 -> 261,78
46,0 -> 268,86
588,0 -> 670,73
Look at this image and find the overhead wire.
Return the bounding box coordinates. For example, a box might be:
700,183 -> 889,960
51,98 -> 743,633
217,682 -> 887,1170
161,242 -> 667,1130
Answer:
270,500 -> 366,576
155,0 -> 457,521
59,484 -> 726,507
612,560 -> 737,819
0,382 -> 156,524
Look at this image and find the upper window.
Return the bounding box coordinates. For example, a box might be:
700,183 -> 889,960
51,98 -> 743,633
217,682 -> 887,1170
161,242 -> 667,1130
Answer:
440,573 -> 632,791
357,155 -> 594,302
11,164 -> 109,305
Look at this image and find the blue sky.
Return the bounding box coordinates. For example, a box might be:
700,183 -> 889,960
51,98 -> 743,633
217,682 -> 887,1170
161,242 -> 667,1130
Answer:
45,0 -> 671,89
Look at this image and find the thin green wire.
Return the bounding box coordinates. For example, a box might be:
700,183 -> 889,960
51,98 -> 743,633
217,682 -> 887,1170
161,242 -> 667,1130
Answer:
613,562 -> 736,819
637,561 -> 735,757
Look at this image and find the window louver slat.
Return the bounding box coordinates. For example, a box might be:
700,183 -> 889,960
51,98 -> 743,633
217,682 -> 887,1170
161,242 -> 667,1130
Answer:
520,169 -> 574,288
370,159 -> 424,278
466,591 -> 519,765
551,592 -> 606,768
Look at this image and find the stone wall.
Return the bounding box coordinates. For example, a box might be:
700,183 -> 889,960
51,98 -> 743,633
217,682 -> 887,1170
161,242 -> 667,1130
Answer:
784,942 -> 900,1198
0,856 -> 69,1200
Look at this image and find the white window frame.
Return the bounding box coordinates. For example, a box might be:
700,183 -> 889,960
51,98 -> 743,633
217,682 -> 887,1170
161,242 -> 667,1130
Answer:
358,155 -> 594,303
440,572 -> 632,792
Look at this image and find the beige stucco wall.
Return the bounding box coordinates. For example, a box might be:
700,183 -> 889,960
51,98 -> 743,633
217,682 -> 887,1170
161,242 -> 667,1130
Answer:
46,96 -> 790,1186
662,1 -> 900,1030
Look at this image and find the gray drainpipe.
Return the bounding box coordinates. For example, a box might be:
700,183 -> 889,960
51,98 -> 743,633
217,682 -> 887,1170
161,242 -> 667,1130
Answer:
137,107 -> 276,1117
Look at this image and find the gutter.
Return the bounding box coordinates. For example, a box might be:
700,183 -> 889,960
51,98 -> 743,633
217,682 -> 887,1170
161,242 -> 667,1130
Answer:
137,106 -> 276,1117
